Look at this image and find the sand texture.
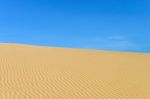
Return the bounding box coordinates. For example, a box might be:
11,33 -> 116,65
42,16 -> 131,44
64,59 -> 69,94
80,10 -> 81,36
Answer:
0,44 -> 150,99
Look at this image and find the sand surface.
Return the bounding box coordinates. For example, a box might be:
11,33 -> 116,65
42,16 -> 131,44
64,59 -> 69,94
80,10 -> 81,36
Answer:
0,44 -> 150,99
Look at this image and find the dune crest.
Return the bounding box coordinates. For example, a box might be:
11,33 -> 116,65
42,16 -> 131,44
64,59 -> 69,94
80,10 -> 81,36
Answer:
0,44 -> 150,99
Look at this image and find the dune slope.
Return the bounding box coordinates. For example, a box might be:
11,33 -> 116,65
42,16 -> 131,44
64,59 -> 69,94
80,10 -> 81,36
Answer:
0,44 -> 150,99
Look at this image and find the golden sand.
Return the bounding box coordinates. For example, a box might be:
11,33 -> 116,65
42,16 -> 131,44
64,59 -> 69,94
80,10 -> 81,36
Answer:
0,44 -> 150,99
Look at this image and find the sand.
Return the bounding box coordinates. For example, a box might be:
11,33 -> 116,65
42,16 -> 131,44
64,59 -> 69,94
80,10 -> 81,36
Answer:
0,43 -> 150,99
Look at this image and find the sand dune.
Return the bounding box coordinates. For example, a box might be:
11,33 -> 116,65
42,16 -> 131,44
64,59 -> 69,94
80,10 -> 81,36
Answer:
0,43 -> 150,99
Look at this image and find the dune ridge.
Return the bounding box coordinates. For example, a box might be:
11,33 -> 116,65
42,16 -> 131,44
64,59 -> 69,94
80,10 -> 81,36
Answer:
0,43 -> 150,99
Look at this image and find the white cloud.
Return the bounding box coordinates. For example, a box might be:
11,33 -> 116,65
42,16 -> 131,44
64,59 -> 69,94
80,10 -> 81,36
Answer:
81,35 -> 140,51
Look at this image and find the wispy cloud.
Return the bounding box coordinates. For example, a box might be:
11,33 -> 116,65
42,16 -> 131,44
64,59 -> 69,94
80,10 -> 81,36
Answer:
80,35 -> 141,52
104,36 -> 136,50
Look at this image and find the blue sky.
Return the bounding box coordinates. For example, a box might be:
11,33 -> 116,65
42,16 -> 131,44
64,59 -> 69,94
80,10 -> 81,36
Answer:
0,0 -> 150,53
